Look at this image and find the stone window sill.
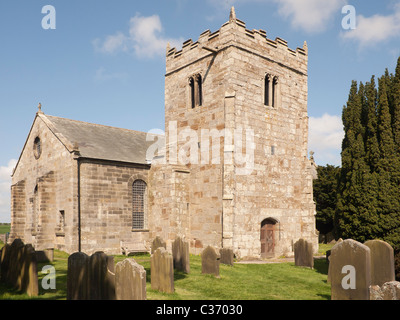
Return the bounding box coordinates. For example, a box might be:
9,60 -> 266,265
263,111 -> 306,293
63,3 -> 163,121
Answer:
131,229 -> 149,233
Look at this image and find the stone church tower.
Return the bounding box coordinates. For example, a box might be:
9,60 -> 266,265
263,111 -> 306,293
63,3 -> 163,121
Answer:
9,8 -> 318,259
149,7 -> 318,258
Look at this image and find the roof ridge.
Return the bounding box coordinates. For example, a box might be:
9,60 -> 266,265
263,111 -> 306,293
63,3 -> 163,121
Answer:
44,114 -> 163,137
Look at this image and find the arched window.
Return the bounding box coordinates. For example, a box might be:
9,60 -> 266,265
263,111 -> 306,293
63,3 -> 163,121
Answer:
33,137 -> 42,159
264,74 -> 279,108
132,180 -> 147,230
32,185 -> 39,234
189,73 -> 203,108
272,76 -> 279,108
196,74 -> 203,107
264,74 -> 271,106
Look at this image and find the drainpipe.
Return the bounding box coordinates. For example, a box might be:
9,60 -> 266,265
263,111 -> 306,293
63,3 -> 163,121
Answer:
72,143 -> 81,252
77,158 -> 81,252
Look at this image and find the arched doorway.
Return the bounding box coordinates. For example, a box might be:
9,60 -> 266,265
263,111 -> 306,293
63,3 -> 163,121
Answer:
260,218 -> 278,258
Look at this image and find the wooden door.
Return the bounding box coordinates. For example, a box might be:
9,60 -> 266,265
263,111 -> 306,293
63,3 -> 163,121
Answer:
261,221 -> 275,258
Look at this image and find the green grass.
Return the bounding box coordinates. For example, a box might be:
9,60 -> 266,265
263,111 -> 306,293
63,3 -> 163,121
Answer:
0,224 -> 10,235
0,250 -> 331,300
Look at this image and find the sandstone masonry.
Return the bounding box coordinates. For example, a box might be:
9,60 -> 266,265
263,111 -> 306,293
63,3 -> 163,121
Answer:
9,7 -> 318,259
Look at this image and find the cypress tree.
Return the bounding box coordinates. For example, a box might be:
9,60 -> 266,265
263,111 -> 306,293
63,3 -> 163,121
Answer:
364,76 -> 380,170
336,81 -> 370,240
392,57 -> 400,151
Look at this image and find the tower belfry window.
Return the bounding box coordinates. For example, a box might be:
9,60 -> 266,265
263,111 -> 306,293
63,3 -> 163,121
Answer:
272,76 -> 278,107
189,74 -> 203,108
264,74 -> 279,108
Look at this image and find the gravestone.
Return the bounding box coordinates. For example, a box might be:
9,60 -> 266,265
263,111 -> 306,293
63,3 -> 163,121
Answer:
67,252 -> 90,300
220,248 -> 234,266
20,244 -> 38,296
329,239 -> 371,300
89,251 -> 116,300
201,246 -> 220,277
370,281 -> 400,300
294,238 -> 314,268
364,239 -> 395,287
7,239 -> 25,287
36,248 -> 54,263
115,258 -> 146,300
0,240 -> 38,296
0,244 -> 11,282
151,247 -> 174,294
172,237 -> 190,273
151,236 -> 167,254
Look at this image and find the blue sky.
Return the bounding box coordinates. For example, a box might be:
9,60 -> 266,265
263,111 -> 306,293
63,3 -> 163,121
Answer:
0,0 -> 399,222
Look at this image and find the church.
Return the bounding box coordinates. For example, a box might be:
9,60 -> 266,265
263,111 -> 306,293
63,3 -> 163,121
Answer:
9,8 -> 318,259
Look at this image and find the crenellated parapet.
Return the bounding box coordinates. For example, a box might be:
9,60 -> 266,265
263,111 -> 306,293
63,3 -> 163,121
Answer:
166,7 -> 308,75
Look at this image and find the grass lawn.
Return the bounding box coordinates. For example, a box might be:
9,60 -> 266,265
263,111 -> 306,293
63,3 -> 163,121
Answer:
0,225 -> 10,235
0,249 -> 331,300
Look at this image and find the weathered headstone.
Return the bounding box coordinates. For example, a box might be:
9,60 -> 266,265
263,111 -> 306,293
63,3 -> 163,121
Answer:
0,240 -> 38,296
201,246 -> 220,277
89,251 -> 116,300
172,237 -> 190,273
151,236 -> 167,254
370,281 -> 400,300
115,258 -> 146,300
220,248 -> 234,266
329,239 -> 371,300
67,252 -> 90,300
36,248 -> 54,263
364,239 -> 395,287
7,239 -> 25,287
0,244 -> 11,282
151,247 -> 174,293
294,238 -> 314,269
20,244 -> 38,296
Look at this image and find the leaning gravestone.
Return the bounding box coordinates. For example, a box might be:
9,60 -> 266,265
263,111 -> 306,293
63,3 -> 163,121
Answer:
151,247 -> 174,294
364,239 -> 395,287
89,251 -> 116,300
151,236 -> 167,254
0,243 -> 11,282
7,239 -> 25,287
201,246 -> 220,277
220,248 -> 234,266
115,258 -> 146,300
19,244 -> 39,296
294,238 -> 314,269
172,237 -> 190,273
329,239 -> 371,300
67,252 -> 90,300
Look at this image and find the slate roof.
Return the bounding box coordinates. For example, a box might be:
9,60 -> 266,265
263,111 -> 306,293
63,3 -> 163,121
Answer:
41,113 -> 164,165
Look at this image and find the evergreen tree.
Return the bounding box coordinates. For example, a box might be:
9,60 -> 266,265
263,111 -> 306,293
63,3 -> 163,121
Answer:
336,81 -> 370,240
335,57 -> 400,250
364,76 -> 380,170
313,165 -> 340,237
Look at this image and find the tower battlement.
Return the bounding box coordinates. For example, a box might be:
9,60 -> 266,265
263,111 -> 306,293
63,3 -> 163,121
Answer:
166,7 -> 308,75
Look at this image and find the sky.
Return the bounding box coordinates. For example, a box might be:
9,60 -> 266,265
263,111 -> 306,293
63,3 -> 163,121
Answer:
0,0 -> 399,222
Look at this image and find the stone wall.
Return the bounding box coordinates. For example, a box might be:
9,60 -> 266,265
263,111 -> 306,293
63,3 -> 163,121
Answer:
162,10 -> 317,258
79,160 -> 150,255
10,113 -> 78,253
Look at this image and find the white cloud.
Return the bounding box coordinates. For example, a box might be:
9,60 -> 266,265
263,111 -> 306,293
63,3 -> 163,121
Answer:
0,159 -> 17,223
93,32 -> 128,54
309,114 -> 344,166
94,67 -> 129,83
93,14 -> 184,59
274,0 -> 346,33
207,0 -> 345,33
340,4 -> 400,48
